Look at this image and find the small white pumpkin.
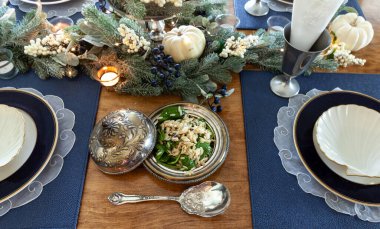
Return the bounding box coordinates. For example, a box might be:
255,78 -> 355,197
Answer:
330,13 -> 374,51
162,25 -> 206,62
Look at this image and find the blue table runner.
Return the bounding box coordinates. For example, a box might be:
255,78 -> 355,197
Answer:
0,73 -> 101,228
241,70 -> 380,228
235,0 -> 364,30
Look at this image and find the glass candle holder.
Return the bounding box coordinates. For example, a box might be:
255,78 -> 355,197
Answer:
0,48 -> 18,80
215,14 -> 241,32
49,16 -> 74,33
96,66 -> 120,87
267,16 -> 290,33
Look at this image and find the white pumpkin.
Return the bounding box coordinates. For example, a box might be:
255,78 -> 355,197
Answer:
162,25 -> 206,62
330,13 -> 374,51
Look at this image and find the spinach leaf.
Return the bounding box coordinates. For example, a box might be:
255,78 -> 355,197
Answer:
157,128 -> 165,143
180,155 -> 196,171
196,142 -> 212,160
157,161 -> 180,170
159,152 -> 170,163
168,153 -> 181,165
166,140 -> 177,150
155,144 -> 166,160
157,106 -> 185,122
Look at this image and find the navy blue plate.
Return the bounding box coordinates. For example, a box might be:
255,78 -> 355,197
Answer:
0,89 -> 58,203
294,91 -> 380,206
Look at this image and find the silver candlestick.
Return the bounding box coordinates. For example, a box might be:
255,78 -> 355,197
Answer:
244,0 -> 269,16
270,24 -> 331,98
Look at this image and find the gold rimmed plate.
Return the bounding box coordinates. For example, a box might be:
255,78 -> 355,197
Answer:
294,90 -> 380,206
0,89 -> 58,203
276,0 -> 293,5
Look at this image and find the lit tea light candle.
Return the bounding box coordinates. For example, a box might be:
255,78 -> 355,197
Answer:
52,22 -> 70,32
49,17 -> 74,33
97,66 -> 120,87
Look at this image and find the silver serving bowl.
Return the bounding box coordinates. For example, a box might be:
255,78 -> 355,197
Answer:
89,109 -> 156,174
143,103 -> 229,184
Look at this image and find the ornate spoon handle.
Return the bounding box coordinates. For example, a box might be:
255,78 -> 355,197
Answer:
108,192 -> 179,205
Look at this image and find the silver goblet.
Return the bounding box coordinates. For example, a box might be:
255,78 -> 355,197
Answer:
244,0 -> 269,17
270,24 -> 331,98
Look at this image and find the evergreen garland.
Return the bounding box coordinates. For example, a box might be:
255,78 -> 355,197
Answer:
0,2 -> 347,102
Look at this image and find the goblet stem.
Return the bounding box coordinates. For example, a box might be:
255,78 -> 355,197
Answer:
244,0 -> 270,17
270,74 -> 300,98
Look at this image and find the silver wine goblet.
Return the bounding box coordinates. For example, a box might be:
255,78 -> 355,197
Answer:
270,24 -> 331,98
244,0 -> 270,17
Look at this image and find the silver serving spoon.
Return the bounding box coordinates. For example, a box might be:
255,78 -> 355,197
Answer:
108,181 -> 231,217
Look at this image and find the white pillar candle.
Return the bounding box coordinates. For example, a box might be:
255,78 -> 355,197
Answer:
290,0 -> 344,51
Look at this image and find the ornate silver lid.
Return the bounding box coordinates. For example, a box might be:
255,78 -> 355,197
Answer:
89,109 -> 156,174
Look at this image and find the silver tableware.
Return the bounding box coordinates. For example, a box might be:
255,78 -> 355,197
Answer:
89,109 -> 156,174
146,19 -> 166,41
108,181 -> 231,217
143,103 -> 229,184
104,0 -> 177,41
244,0 -> 270,17
270,24 -> 331,98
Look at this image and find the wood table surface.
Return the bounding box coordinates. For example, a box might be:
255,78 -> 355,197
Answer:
77,1 -> 380,228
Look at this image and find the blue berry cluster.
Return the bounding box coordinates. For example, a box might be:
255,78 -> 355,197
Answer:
150,45 -> 181,88
210,85 -> 228,113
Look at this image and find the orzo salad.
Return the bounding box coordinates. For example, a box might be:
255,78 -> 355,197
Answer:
154,106 -> 215,171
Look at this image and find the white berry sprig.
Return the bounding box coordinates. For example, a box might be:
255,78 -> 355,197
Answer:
329,42 -> 366,67
24,33 -> 70,57
117,24 -> 151,53
219,35 -> 260,58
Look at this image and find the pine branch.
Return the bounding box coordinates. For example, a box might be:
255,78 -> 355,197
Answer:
145,2 -> 183,17
12,46 -> 30,73
121,54 -> 155,81
122,0 -> 146,19
80,6 -> 121,47
306,58 -> 339,75
115,81 -> 163,96
32,57 -> 65,79
180,58 -> 199,76
9,10 -> 47,46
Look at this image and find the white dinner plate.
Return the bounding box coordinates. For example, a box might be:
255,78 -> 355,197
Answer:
20,0 -> 71,5
313,125 -> 380,185
0,109 -> 37,182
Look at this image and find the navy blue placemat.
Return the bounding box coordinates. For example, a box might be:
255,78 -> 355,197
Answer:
0,72 -> 101,228
235,0 -> 364,29
241,70 -> 380,228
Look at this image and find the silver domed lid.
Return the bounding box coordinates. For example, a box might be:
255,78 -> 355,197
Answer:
89,109 -> 156,174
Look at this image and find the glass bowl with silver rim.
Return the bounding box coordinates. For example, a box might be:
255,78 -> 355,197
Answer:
143,102 -> 229,184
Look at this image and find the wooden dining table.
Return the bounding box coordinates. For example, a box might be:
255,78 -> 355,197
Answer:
77,0 -> 380,228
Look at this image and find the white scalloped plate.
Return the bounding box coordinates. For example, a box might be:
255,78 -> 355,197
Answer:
0,109 -> 37,182
315,105 -> 380,178
313,124 -> 380,185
